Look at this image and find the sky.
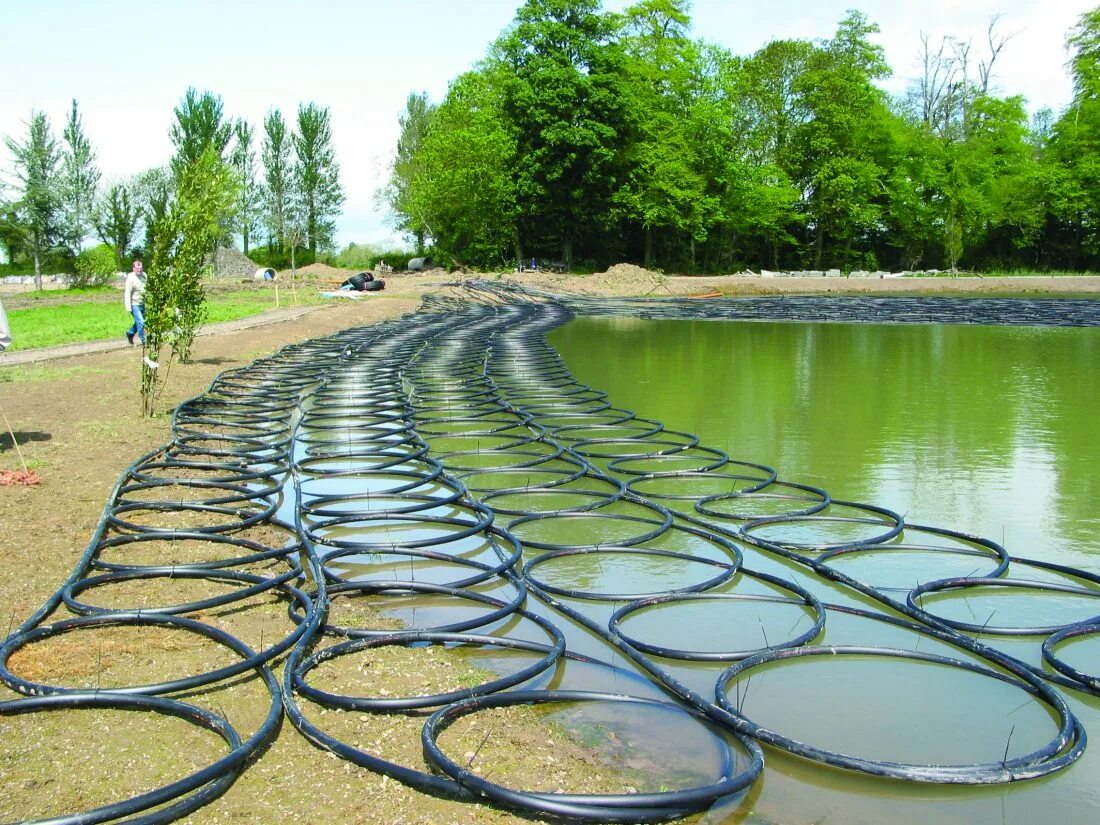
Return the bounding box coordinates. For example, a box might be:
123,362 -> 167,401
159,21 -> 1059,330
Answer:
0,0 -> 1094,251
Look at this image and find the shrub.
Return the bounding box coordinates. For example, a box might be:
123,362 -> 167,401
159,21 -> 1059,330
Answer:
250,245 -> 315,270
72,244 -> 118,287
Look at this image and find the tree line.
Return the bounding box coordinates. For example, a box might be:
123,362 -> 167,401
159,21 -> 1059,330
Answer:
385,0 -> 1100,273
0,89 -> 345,289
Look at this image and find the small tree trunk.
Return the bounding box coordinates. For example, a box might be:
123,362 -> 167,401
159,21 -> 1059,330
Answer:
814,224 -> 825,270
512,226 -> 523,266
644,226 -> 654,269
562,236 -> 573,271
33,239 -> 42,292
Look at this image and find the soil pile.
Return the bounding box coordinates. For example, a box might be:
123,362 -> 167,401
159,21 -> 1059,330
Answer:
207,246 -> 262,279
294,262 -> 352,278
569,262 -> 670,295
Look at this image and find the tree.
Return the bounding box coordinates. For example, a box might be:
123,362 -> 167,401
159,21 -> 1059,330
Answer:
293,102 -> 344,254
495,0 -> 628,269
131,167 -> 173,254
94,182 -> 140,267
261,108 -> 293,253
169,88 -> 232,178
1047,8 -> 1100,267
230,118 -> 260,256
402,69 -> 520,267
0,197 -> 30,265
794,11 -> 894,268
615,0 -> 714,268
4,111 -> 62,289
59,99 -> 100,254
387,92 -> 435,252
143,147 -> 238,414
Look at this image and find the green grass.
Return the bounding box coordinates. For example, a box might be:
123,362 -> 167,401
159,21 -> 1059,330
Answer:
6,288 -> 322,352
16,285 -> 117,301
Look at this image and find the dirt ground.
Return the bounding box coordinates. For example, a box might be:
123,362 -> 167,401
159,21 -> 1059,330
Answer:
0,266 -> 1096,824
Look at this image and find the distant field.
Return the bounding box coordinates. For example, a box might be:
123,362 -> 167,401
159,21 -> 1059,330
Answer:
5,288 -> 321,351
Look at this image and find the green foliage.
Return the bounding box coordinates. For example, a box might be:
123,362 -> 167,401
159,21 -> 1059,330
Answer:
260,109 -> 293,252
143,146 -> 238,414
94,182 -> 139,268
497,0 -> 627,269
249,243 -> 314,270
381,2 -> 1100,273
59,99 -> 100,253
131,167 -> 172,252
294,103 -> 344,254
72,243 -> 117,287
408,69 -> 519,267
4,110 -> 62,287
169,88 -> 232,178
230,119 -> 261,256
328,243 -> 445,272
386,92 -> 436,252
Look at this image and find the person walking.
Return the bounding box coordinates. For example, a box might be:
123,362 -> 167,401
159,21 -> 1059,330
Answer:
124,259 -> 147,346
0,297 -> 10,350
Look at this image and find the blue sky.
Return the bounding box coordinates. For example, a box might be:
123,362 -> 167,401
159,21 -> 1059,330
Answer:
1,0 -> 1093,251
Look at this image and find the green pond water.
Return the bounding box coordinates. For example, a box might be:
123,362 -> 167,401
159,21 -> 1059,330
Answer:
548,316 -> 1100,825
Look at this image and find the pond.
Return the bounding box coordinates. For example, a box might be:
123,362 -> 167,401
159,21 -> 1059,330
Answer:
549,316 -> 1100,825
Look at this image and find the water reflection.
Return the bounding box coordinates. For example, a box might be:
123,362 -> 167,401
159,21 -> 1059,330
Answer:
552,318 -> 1100,570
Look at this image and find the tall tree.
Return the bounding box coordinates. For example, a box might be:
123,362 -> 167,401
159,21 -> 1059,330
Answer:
1048,7 -> 1100,268
387,92 -> 435,253
496,0 -> 628,268
230,118 -> 260,256
59,99 -> 100,254
94,182 -> 140,267
794,11 -> 893,268
615,0 -> 713,268
169,88 -> 232,178
293,102 -> 344,254
4,111 -> 62,289
403,69 -> 520,266
131,167 -> 173,255
261,108 -> 293,253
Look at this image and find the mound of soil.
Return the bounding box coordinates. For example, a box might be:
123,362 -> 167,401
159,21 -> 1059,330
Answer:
207,247 -> 262,280
601,263 -> 661,281
295,262 -> 352,277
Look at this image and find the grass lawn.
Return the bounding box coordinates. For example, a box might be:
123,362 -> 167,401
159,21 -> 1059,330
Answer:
5,287 -> 322,351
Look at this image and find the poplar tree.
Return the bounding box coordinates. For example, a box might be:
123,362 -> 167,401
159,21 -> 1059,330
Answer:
4,111 -> 62,289
169,88 -> 232,178
387,92 -> 435,253
59,99 -> 100,253
94,182 -> 139,267
261,108 -> 293,254
293,102 -> 345,254
230,118 -> 260,256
